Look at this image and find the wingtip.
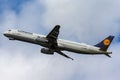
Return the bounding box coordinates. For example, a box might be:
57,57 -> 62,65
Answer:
105,54 -> 111,58
55,25 -> 60,28
70,58 -> 74,60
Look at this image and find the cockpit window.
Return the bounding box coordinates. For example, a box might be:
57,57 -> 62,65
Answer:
8,30 -> 11,31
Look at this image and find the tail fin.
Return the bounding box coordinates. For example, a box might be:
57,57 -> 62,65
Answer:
94,35 -> 114,51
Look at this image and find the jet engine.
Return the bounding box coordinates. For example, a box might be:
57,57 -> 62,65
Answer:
41,48 -> 54,55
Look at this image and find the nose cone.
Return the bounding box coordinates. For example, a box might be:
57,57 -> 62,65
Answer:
3,31 -> 9,37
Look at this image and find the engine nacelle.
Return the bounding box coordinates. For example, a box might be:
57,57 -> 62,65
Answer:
41,48 -> 54,55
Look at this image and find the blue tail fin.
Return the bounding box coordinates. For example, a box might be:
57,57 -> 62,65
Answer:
94,35 -> 114,51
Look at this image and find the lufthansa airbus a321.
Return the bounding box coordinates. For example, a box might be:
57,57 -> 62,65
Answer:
3,25 -> 114,60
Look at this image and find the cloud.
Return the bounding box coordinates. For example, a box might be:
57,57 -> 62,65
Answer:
0,0 -> 120,80
42,0 -> 120,43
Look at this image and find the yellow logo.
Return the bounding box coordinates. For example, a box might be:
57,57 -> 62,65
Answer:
103,39 -> 110,46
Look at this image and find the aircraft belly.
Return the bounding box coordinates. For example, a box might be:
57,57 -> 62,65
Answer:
58,43 -> 83,53
58,42 -> 101,54
11,34 -> 49,47
13,34 -> 35,42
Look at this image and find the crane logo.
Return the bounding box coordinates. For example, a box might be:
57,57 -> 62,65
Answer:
103,39 -> 110,46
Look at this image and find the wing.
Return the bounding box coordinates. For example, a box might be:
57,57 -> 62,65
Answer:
46,25 -> 60,49
57,51 -> 74,60
46,25 -> 74,60
46,25 -> 60,42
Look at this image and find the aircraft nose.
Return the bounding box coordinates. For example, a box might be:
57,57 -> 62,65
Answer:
3,31 -> 9,37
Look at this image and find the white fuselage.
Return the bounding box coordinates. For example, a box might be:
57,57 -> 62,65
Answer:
3,29 -> 110,55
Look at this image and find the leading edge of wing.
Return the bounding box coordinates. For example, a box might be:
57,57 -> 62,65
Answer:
57,51 -> 74,60
46,25 -> 60,41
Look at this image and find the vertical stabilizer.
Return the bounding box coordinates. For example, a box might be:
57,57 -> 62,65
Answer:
94,35 -> 114,51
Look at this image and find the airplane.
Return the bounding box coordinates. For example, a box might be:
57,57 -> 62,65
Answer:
3,25 -> 114,60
